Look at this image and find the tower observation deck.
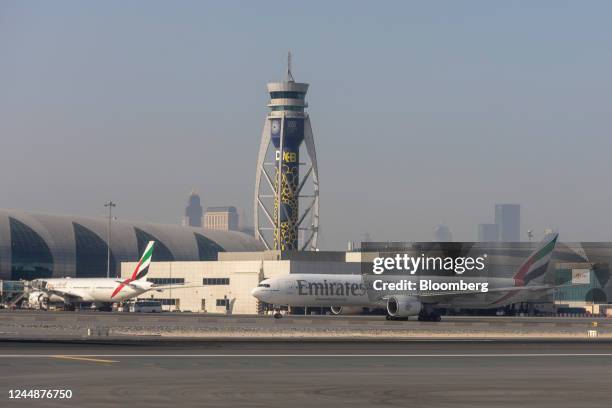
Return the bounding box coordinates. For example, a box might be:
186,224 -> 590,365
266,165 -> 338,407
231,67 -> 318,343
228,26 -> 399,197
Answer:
254,53 -> 319,251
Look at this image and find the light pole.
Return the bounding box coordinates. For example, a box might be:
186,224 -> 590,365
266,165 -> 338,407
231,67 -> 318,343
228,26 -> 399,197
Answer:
104,201 -> 116,278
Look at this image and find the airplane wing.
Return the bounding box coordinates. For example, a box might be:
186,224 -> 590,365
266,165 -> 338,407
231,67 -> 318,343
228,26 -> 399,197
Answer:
150,284 -> 204,291
114,279 -> 203,291
408,284 -> 571,306
114,279 -> 143,290
417,285 -> 556,299
377,285 -> 556,301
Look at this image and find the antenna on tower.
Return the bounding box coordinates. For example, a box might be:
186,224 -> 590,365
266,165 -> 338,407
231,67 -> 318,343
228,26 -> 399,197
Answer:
286,51 -> 294,82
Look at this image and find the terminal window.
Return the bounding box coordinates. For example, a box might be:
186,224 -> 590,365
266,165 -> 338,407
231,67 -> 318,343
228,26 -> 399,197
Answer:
216,299 -> 228,307
157,298 -> 178,306
203,278 -> 230,285
9,217 -> 54,280
147,278 -> 185,285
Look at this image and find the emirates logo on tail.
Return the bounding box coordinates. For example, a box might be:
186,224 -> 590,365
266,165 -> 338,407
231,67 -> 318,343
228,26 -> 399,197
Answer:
513,233 -> 558,286
111,241 -> 155,298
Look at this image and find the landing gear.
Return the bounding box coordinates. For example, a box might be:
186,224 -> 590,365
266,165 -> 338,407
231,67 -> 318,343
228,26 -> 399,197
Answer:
418,309 -> 441,322
63,303 -> 75,311
96,303 -> 113,312
385,309 -> 442,322
272,308 -> 283,319
385,315 -> 409,321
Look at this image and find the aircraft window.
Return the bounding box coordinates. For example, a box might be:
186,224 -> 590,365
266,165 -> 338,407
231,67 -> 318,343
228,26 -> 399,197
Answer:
258,283 -> 270,288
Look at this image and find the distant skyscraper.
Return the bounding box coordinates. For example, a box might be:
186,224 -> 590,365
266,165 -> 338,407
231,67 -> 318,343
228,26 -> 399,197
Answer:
183,189 -> 203,227
433,224 -> 453,242
478,223 -> 499,242
204,206 -> 239,231
495,204 -> 520,242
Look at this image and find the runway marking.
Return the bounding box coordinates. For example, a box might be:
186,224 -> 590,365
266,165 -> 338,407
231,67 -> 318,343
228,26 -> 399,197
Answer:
2,353 -> 612,358
49,355 -> 118,363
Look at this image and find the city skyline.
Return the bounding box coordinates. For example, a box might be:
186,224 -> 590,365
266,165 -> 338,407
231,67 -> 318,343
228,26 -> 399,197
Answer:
2,1 -> 612,249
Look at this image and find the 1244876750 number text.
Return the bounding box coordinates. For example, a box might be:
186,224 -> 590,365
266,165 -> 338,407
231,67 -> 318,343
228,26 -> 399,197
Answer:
8,389 -> 72,399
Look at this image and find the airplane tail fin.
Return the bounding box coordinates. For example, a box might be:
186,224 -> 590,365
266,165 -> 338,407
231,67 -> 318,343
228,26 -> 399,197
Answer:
513,233 -> 558,286
130,241 -> 155,281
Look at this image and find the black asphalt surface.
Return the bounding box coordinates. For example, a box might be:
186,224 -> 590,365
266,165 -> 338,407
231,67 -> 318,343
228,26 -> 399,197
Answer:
1,339 -> 611,408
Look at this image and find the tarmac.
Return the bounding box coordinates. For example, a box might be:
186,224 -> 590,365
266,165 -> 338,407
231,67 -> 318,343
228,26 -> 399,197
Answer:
1,339 -> 612,408
0,310 -> 609,340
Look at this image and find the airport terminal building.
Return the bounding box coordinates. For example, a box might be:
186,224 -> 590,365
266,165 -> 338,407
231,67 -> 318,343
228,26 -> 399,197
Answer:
0,209 -> 263,281
2,208 -> 612,315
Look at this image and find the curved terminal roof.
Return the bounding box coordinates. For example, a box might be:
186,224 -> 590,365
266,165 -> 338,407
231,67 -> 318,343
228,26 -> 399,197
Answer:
0,209 -> 264,280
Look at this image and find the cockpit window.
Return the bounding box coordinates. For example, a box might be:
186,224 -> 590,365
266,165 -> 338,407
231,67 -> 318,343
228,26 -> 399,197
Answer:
258,283 -> 270,288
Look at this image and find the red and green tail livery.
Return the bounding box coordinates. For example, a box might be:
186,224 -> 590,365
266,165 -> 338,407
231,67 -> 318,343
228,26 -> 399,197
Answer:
111,241 -> 155,298
513,233 -> 558,286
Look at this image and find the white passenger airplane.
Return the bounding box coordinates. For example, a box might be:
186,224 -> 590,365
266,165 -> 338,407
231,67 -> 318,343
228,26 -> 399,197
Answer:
28,241 -> 175,311
251,234 -> 560,321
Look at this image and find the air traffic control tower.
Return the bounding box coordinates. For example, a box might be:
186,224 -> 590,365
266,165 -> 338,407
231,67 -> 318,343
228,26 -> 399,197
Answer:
254,53 -> 319,251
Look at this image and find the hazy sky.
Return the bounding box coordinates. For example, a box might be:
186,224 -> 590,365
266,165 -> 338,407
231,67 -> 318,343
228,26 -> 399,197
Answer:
1,1 -> 612,249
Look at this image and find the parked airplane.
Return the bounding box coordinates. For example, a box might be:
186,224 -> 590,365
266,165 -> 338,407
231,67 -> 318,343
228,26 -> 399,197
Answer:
27,241 -> 176,311
251,233 -> 560,321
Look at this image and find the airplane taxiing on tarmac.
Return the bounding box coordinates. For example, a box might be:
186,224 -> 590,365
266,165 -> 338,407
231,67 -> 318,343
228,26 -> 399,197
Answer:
251,233 -> 560,321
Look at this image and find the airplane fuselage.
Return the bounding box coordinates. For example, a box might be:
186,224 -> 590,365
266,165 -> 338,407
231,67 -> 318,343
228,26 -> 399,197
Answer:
252,275 -> 372,307
251,274 -> 548,310
32,278 -> 153,304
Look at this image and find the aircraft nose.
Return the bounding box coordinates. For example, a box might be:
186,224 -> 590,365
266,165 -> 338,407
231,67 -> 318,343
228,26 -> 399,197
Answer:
250,287 -> 261,299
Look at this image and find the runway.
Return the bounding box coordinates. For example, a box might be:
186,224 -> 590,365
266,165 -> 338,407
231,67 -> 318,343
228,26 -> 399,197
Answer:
1,340 -> 611,407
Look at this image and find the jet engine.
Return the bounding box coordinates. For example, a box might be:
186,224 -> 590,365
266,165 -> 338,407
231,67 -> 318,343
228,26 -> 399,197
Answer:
330,306 -> 364,315
386,296 -> 422,318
